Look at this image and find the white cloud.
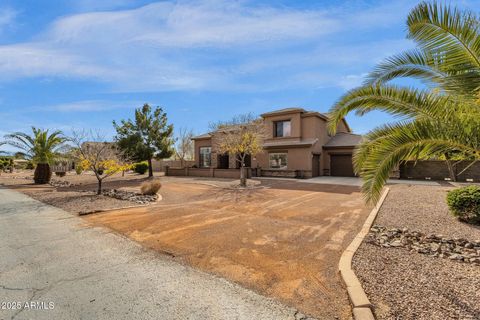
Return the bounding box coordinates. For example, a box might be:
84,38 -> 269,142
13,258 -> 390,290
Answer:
0,44 -> 111,79
0,7 -> 16,32
70,0 -> 140,12
29,99 -> 141,112
0,1 -> 422,91
44,2 -> 339,48
337,73 -> 368,90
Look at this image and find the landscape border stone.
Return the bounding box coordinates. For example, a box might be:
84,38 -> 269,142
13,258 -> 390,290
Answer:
78,194 -> 163,216
338,187 -> 390,320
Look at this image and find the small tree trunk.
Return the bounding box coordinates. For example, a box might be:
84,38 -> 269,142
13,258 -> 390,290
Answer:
240,163 -> 246,187
445,159 -> 457,182
34,163 -> 52,184
148,158 -> 153,177
97,179 -> 102,195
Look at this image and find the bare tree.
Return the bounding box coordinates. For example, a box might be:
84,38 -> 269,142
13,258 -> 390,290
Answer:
175,128 -> 194,167
71,130 -> 131,195
210,113 -> 266,187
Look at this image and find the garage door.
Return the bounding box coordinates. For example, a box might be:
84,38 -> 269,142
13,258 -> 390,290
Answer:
330,154 -> 355,177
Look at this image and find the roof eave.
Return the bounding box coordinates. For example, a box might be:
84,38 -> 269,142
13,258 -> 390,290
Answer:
323,145 -> 358,150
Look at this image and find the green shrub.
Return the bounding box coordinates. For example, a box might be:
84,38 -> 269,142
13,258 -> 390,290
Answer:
75,165 -> 83,175
133,161 -> 149,175
26,161 -> 35,170
0,158 -> 13,172
447,186 -> 480,224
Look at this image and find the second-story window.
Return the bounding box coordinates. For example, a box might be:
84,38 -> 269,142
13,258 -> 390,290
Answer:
274,120 -> 291,137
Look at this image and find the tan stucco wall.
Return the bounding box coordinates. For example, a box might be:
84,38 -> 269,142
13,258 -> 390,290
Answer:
263,112 -> 302,144
254,148 -> 312,170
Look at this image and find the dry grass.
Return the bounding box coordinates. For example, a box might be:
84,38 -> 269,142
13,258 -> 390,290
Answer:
140,180 -> 162,195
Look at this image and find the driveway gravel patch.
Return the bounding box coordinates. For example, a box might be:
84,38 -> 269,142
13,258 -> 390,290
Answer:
374,185 -> 479,239
353,185 -> 480,320
354,244 -> 480,320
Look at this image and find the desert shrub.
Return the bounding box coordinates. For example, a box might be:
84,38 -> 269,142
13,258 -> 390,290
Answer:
75,166 -> 83,175
133,161 -> 149,175
140,180 -> 162,195
0,157 -> 13,171
447,186 -> 480,224
26,161 -> 35,170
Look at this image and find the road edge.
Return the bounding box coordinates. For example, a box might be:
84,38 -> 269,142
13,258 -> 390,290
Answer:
338,187 -> 390,320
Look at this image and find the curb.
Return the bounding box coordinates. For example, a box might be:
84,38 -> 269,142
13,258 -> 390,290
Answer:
339,187 -> 390,320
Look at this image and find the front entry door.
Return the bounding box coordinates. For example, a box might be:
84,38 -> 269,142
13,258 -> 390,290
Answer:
312,154 -> 320,177
217,153 -> 229,169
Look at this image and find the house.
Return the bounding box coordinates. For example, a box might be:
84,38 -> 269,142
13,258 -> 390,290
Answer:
191,108 -> 362,178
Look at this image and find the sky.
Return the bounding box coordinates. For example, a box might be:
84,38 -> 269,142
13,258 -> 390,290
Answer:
0,0 -> 478,151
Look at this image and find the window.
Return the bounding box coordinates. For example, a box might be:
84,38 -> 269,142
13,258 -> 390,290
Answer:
274,120 -> 291,137
269,153 -> 287,169
199,147 -> 212,168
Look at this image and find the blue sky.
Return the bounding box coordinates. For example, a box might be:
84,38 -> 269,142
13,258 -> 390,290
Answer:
0,0 -> 478,150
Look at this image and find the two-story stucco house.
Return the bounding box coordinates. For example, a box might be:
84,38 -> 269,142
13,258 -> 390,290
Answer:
192,108 -> 362,178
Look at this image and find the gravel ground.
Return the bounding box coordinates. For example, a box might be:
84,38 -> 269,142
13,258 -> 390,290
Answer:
353,185 -> 480,320
0,171 -> 155,214
375,185 -> 480,239
354,244 -> 480,320
28,190 -> 135,214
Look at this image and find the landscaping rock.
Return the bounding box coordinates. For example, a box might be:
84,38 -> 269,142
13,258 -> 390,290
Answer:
367,225 -> 480,265
102,189 -> 158,204
49,179 -> 76,187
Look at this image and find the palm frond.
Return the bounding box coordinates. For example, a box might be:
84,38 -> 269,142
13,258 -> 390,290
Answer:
408,2 -> 480,69
3,128 -> 67,164
327,85 -> 455,134
355,119 -> 480,203
365,49 -> 446,86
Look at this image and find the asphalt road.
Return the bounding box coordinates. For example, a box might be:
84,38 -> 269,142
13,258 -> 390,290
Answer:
0,188 -> 301,320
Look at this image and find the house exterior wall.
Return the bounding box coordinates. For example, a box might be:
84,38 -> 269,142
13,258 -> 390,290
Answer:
192,108 -> 357,178
263,112 -> 302,143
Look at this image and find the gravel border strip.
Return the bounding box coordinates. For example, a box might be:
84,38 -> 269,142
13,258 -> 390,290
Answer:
338,187 -> 390,320
78,194 -> 163,215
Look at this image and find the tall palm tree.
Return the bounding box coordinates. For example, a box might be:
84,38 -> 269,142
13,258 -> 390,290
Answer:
328,1 -> 480,203
4,127 -> 68,184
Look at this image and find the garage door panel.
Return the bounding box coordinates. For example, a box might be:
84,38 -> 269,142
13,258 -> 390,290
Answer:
331,154 -> 354,177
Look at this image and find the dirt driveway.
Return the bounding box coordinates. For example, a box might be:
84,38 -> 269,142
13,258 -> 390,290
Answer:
85,178 -> 371,319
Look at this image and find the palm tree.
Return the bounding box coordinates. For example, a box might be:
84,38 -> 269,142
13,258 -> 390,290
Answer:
328,1 -> 480,203
4,127 -> 68,184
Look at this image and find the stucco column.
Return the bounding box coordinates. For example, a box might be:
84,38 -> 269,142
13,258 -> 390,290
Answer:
228,153 -> 237,169
211,152 -> 218,169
